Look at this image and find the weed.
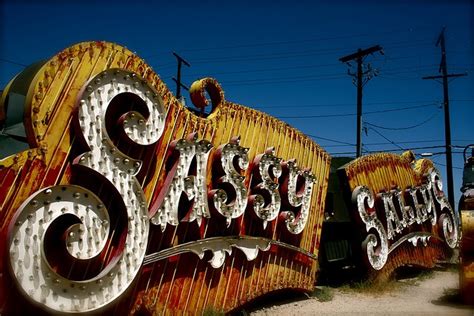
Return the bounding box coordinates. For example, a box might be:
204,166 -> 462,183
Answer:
417,269 -> 434,281
311,286 -> 334,302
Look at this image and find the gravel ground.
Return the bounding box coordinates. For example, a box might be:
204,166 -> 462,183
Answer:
249,269 -> 474,315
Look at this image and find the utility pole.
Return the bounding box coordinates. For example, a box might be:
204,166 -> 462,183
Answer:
339,45 -> 383,157
172,52 -> 190,100
423,27 -> 467,210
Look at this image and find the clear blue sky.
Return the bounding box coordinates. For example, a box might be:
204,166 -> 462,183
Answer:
1,0 -> 473,204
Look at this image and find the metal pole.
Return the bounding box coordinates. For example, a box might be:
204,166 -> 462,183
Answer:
422,28 -> 467,209
172,52 -> 190,100
438,29 -> 455,210
339,45 -> 382,158
356,54 -> 363,158
176,60 -> 183,99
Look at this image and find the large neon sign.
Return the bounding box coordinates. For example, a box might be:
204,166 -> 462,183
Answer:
0,42 -> 329,314
339,152 -> 459,279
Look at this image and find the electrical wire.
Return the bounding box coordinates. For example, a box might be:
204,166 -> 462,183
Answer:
429,157 -> 464,170
223,75 -> 346,86
306,134 -> 355,145
144,25 -> 440,57
253,100 -> 443,110
276,103 -> 437,119
186,63 -> 466,86
364,109 -> 441,130
186,40 -> 434,65
165,23 -> 472,57
0,58 -> 28,67
322,139 -> 471,148
180,63 -> 441,80
366,127 -> 406,151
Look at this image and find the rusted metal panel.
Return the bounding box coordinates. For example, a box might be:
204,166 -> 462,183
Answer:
338,152 -> 459,282
0,41 -> 330,314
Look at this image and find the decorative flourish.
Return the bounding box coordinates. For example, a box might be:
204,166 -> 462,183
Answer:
144,236 -> 270,268
8,186 -> 112,311
407,235 -> 431,247
189,77 -> 225,111
430,169 -> 459,248
8,69 -> 166,313
143,236 -> 318,268
388,232 -> 438,254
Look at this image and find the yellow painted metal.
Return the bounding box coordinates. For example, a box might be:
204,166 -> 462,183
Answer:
344,151 -> 420,194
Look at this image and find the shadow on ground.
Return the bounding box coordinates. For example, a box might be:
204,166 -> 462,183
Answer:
432,288 -> 474,311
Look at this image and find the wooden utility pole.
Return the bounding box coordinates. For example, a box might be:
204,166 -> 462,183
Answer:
340,45 -> 383,157
423,27 -> 467,209
172,52 -> 190,100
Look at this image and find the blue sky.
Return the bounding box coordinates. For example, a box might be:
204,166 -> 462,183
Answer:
1,0 -> 473,204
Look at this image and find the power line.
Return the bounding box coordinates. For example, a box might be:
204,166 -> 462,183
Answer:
276,103 -> 436,119
181,63 -> 443,80
214,64 -> 463,86
364,109 -> 441,130
203,68 -> 425,86
185,40 -> 432,65
306,134 -> 355,146
221,72 -> 345,84
223,75 -> 346,86
145,23 -> 471,58
322,139 -> 472,148
256,100 -> 441,110
183,62 -> 342,77
0,58 -> 27,67
144,26 -> 434,57
429,157 -> 464,170
366,127 -> 406,152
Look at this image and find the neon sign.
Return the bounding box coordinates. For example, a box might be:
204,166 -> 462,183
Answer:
2,50 -> 326,314
339,152 -> 459,278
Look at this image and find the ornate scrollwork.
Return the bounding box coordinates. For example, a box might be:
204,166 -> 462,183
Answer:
189,77 -> 225,111
143,236 -> 319,269
430,169 -> 459,248
8,69 -> 165,313
352,186 -> 388,270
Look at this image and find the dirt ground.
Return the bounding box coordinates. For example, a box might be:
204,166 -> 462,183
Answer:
247,267 -> 474,315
